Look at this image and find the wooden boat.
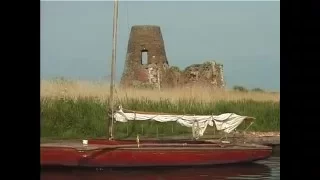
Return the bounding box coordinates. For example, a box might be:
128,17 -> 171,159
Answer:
41,104 -> 272,167
41,139 -> 271,167
40,0 -> 272,168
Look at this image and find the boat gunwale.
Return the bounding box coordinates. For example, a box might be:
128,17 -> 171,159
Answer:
41,141 -> 272,151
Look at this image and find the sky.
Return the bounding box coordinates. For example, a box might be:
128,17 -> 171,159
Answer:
40,1 -> 280,91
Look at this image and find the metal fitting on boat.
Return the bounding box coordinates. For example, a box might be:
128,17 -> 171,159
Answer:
82,140 -> 88,146
136,134 -> 140,148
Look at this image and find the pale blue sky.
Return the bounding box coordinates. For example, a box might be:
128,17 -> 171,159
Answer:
40,1 -> 280,91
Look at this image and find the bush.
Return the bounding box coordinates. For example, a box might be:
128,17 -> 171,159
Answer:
233,85 -> 248,92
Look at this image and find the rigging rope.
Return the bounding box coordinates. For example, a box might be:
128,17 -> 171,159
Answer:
111,1 -> 131,106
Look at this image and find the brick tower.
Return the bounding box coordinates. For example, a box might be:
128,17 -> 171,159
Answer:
120,25 -> 170,88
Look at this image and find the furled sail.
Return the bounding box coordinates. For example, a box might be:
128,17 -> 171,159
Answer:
113,106 -> 254,138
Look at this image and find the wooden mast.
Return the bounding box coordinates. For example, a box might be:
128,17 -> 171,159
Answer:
109,0 -> 119,140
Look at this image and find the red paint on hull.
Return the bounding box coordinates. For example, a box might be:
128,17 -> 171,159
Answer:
41,148 -> 82,166
41,139 -> 272,167
86,149 -> 271,167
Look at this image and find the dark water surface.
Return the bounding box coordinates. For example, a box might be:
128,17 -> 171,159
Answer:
41,154 -> 280,180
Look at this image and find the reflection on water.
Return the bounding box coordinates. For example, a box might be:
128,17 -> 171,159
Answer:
41,157 -> 280,180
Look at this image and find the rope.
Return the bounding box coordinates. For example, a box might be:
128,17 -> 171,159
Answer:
110,1 -> 130,106
244,121 -> 254,132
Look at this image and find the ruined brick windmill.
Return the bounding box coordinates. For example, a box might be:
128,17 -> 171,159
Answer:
120,25 -> 173,89
120,25 -> 226,89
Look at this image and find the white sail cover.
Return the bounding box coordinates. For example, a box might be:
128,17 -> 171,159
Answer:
113,108 -> 252,137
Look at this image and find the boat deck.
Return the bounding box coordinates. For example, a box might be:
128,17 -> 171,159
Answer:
41,140 -> 271,151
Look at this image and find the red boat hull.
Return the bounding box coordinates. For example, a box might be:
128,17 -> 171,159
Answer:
40,140 -> 272,167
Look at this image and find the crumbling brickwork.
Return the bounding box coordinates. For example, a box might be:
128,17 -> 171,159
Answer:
120,25 -> 225,89
180,61 -> 225,88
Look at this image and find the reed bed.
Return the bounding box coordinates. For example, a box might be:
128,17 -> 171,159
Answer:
41,80 -> 280,103
40,81 -> 280,139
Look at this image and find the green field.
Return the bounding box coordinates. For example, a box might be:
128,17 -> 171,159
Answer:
40,97 -> 280,140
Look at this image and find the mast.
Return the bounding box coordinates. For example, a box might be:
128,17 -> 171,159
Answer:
109,0 -> 119,140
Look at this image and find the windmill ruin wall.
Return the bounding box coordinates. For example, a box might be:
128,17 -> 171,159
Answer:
120,25 -> 225,89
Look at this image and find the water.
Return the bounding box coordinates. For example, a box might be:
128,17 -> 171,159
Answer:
41,155 -> 279,180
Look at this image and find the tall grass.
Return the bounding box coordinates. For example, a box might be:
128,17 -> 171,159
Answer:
40,80 -> 280,103
40,80 -> 280,139
41,97 -> 280,139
